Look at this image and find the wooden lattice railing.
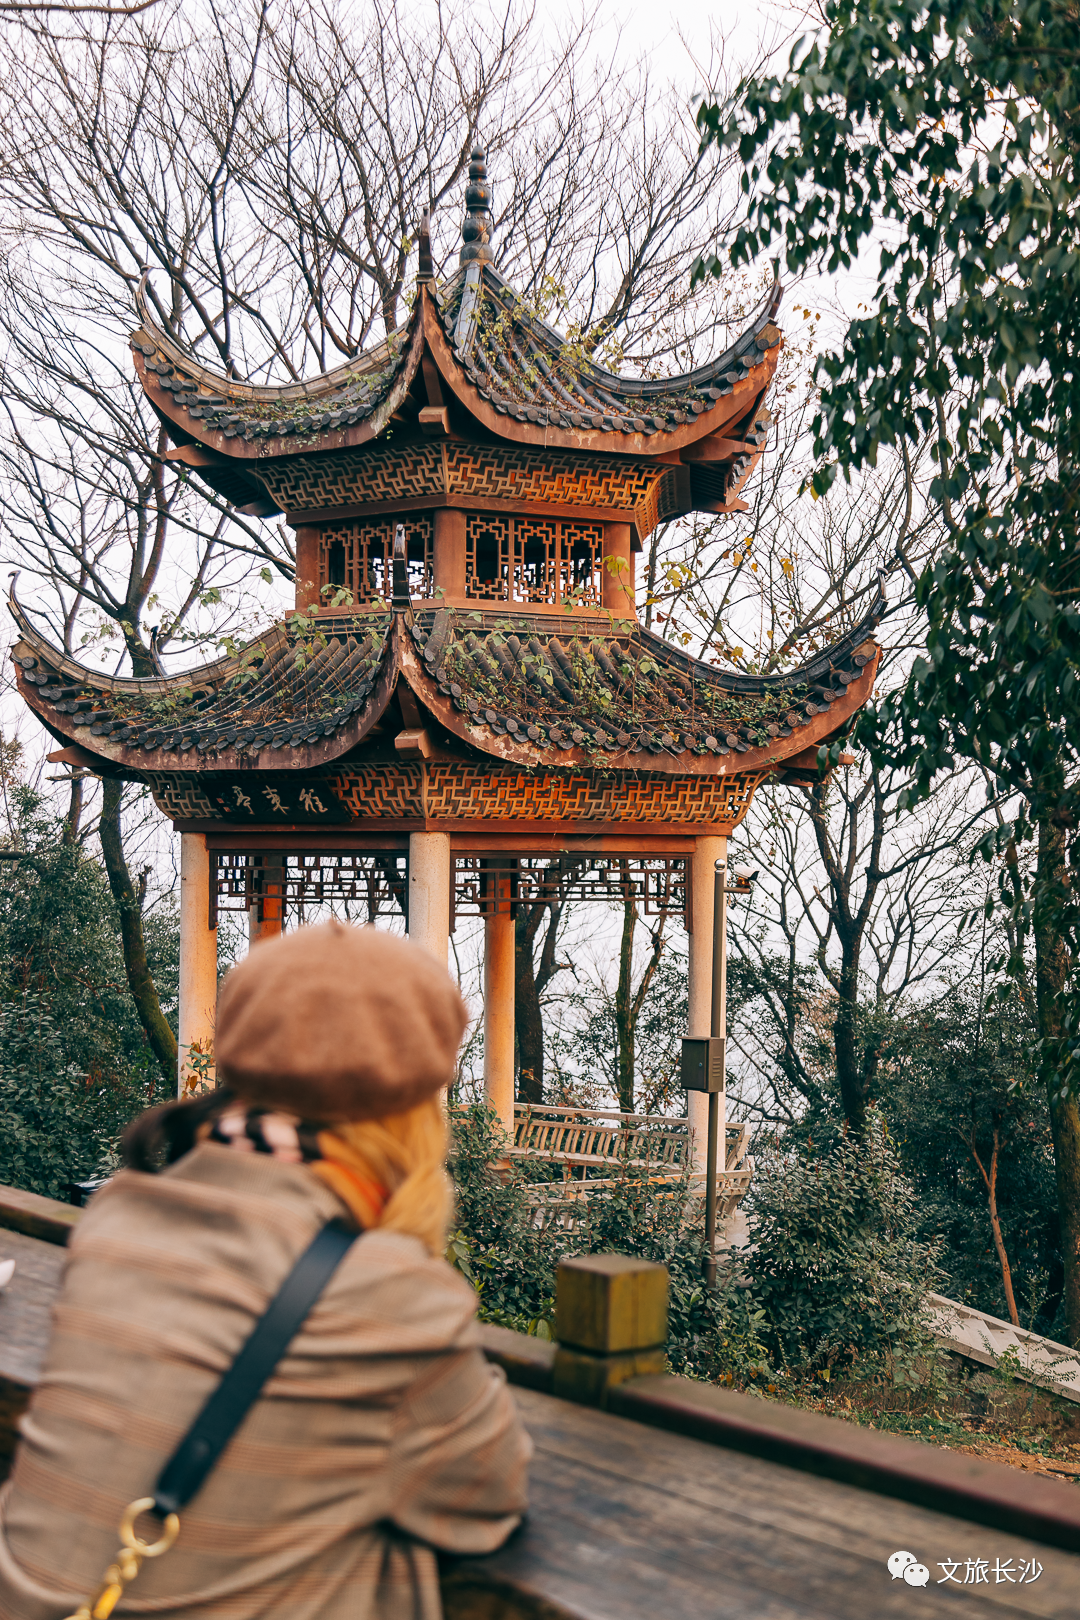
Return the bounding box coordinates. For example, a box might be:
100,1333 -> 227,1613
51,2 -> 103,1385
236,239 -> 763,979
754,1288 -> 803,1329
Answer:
512,1103 -> 750,1174
511,1104 -> 753,1237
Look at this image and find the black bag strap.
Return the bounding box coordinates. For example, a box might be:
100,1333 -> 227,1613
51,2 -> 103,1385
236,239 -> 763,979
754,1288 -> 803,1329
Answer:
152,1218 -> 357,1518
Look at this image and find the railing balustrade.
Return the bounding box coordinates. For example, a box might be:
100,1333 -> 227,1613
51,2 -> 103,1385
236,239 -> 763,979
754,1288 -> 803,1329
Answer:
510,1103 -> 753,1238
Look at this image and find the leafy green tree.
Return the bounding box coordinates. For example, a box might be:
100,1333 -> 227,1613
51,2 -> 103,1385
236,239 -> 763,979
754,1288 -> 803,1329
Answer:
875,984 -> 1063,1334
766,976 -> 1063,1334
696,0 -> 1080,1344
0,780 -> 177,1195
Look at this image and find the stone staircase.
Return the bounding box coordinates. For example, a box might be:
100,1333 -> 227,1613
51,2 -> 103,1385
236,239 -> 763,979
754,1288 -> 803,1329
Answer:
927,1293 -> 1080,1404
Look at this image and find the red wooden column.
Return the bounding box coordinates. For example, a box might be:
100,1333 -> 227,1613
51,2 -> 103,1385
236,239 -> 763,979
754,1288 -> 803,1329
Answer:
294,525 -> 321,613
482,863 -> 516,1140
434,509 -> 467,601
601,522 -> 635,618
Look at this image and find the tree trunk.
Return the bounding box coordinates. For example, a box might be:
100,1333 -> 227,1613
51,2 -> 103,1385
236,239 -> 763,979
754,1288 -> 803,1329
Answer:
807,775 -> 889,1136
968,1126 -> 1020,1327
515,904 -> 546,1105
614,895 -> 636,1113
514,892 -> 566,1105
62,775 -> 83,846
613,873 -> 667,1116
98,779 -> 178,1085
833,963 -> 867,1134
987,1132 -> 1021,1329
1035,812 -> 1080,1347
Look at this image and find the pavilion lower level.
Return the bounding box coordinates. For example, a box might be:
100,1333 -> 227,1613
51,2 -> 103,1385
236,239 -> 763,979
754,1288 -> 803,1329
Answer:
176,822 -> 733,1169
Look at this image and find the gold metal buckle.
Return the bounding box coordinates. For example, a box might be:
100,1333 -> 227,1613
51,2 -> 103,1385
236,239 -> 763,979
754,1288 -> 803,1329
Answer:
62,1497 -> 180,1620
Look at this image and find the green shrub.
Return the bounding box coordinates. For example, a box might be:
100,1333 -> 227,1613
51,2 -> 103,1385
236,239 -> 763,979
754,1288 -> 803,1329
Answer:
449,1106 -> 943,1392
741,1114 -> 944,1377
446,1104 -> 557,1329
0,786 -> 176,1196
448,1105 -> 768,1374
0,992 -> 165,1197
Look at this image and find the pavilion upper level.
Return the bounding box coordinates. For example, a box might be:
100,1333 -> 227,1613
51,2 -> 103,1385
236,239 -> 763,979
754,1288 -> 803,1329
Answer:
131,149 -> 783,620
9,145 -> 888,814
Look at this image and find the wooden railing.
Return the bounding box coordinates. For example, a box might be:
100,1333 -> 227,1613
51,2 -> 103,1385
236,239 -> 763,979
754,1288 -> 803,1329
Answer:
510,1104 -> 753,1236
512,1103 -> 750,1174
3,1190 -> 1077,1615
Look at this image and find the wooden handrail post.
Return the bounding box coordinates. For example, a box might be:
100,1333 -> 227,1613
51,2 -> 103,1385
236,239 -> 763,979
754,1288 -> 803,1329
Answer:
552,1254 -> 668,1406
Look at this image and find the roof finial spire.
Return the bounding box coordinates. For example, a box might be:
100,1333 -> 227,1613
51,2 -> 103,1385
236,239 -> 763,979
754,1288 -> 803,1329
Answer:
459,145 -> 495,267
417,209 -> 434,283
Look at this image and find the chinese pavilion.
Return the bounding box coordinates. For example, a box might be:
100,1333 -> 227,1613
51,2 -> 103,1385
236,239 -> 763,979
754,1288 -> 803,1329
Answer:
9,149 -> 882,1166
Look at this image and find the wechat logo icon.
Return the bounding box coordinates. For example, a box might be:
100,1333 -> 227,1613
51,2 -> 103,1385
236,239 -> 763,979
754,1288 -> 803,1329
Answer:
888,1551 -> 930,1587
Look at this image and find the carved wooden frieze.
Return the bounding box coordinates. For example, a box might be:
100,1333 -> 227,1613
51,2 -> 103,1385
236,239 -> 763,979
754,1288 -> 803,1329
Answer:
145,761 -> 770,831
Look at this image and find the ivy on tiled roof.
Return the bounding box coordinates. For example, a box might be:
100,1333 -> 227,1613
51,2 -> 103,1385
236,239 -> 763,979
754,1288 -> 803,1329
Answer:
12,587 -> 884,770
14,619 -> 389,758
129,328 -> 411,445
408,605 -> 879,760
434,267 -> 781,437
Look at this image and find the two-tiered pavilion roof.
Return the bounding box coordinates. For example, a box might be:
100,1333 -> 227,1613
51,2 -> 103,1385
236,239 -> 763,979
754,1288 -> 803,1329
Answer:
9,147 -> 882,1156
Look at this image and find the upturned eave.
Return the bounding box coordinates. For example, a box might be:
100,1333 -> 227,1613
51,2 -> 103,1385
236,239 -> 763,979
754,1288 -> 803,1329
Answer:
416,289 -> 781,462
130,279 -> 781,474
9,580 -> 884,784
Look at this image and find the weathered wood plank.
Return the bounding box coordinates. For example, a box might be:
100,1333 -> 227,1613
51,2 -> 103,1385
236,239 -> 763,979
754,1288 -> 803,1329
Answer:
612,1376 -> 1080,1552
479,1327 -> 1080,1553
445,1386 -> 1080,1620
0,1228 -> 66,1472
0,1184 -> 79,1247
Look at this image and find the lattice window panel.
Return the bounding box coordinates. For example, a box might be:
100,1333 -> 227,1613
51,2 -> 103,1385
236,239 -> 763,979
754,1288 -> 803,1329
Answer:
259,444 -> 445,511
514,517 -> 558,605
559,522 -> 602,607
318,516 -> 432,606
446,445 -> 659,509
422,763 -> 769,825
212,851 -> 407,927
144,773 -> 219,821
465,516 -> 602,607
453,856 -> 686,920
256,443 -> 673,543
464,515 -> 514,601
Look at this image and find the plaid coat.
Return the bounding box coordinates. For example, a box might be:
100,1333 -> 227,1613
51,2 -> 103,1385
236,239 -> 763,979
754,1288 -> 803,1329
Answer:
0,1146 -> 531,1620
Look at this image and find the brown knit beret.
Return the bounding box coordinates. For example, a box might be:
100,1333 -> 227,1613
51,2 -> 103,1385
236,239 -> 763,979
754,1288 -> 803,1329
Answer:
214,921 -> 468,1120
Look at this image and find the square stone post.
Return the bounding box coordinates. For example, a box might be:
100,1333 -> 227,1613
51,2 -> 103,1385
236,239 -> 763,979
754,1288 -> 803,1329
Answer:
687,835 -> 727,1173
178,832 -> 218,1096
408,832 -> 451,966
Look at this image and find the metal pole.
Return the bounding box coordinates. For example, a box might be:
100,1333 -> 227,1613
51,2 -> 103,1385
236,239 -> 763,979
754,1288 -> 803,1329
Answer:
703,856 -> 728,1286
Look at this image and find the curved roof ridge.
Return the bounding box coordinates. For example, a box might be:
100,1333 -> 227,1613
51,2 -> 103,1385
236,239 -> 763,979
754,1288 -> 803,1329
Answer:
634,575 -> 887,694
131,273 -> 413,405
7,575 -> 283,696
476,266 -> 783,395
130,258 -> 779,416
